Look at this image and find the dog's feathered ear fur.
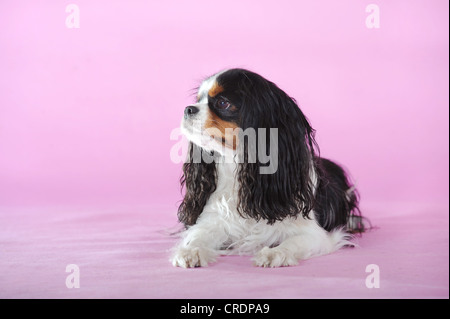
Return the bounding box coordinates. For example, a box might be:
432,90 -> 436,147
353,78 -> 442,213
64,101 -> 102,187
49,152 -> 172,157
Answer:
178,142 -> 217,226
233,69 -> 318,224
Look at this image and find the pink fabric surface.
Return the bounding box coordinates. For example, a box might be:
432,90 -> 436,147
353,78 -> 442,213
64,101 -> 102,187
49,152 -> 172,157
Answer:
0,203 -> 448,299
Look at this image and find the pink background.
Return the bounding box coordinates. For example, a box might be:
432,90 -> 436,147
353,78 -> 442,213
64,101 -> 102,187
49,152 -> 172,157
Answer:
0,0 -> 448,299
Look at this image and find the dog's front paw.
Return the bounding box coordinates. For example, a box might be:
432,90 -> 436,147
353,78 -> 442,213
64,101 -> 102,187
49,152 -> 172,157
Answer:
171,247 -> 216,268
253,246 -> 299,268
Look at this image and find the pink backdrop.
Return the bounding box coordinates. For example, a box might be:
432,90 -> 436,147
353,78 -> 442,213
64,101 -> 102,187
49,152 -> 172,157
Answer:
0,0 -> 448,211
0,0 -> 448,299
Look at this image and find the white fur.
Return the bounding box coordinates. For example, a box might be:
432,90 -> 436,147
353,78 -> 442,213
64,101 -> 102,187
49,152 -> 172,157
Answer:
171,161 -> 354,268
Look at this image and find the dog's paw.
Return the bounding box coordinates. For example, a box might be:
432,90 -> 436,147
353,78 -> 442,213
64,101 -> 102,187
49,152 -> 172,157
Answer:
171,247 -> 216,268
253,246 -> 299,268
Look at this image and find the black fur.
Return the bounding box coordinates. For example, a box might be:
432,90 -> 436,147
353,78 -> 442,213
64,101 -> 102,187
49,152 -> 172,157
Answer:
314,157 -> 364,232
227,69 -> 318,224
178,143 -> 217,226
178,68 -> 364,232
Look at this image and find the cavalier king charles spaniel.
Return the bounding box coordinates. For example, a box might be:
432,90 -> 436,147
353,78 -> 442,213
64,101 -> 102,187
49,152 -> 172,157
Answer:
171,68 -> 365,268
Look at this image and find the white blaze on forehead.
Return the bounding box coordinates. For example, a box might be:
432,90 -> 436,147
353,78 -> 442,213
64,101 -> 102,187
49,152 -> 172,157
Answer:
197,69 -> 228,103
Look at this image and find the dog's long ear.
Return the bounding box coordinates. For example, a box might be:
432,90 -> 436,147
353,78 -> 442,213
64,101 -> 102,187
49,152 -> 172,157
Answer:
236,71 -> 318,224
178,142 -> 217,226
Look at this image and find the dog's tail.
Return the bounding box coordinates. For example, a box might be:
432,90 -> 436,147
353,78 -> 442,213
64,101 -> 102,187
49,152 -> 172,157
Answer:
314,158 -> 369,234
344,186 -> 371,233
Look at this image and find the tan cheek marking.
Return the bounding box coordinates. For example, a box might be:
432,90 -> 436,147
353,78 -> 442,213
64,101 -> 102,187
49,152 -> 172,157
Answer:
204,109 -> 239,150
208,82 -> 224,97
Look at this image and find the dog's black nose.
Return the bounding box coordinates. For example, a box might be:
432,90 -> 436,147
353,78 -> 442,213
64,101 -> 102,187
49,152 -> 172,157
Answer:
184,105 -> 199,118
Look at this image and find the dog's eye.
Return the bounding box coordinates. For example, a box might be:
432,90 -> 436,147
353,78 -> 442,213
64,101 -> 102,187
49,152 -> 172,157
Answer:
216,98 -> 232,110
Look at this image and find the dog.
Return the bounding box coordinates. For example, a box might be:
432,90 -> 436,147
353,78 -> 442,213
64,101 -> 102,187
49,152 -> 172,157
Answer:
171,68 -> 365,268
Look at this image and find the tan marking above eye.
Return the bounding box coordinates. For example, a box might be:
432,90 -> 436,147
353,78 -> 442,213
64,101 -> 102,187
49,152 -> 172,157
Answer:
208,82 -> 224,97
